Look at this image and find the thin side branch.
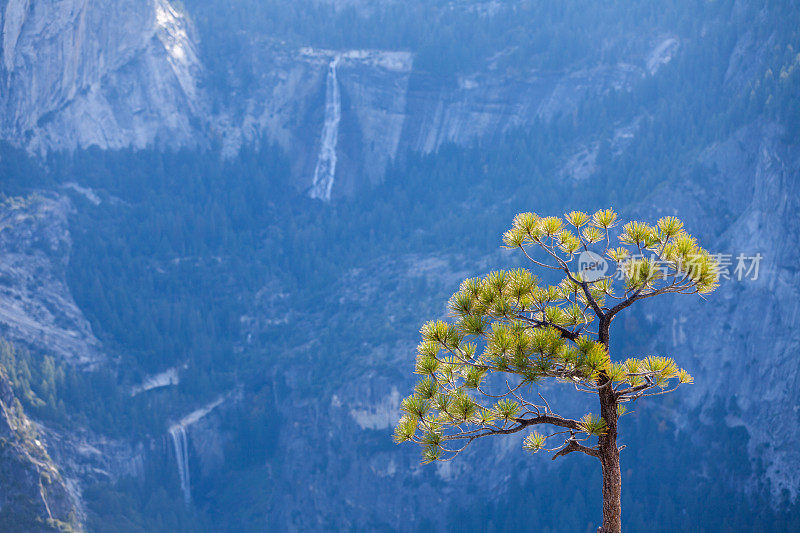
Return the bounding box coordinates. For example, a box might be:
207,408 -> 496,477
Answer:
552,437 -> 600,460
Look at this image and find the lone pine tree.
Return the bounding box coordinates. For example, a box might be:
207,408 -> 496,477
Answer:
394,209 -> 719,532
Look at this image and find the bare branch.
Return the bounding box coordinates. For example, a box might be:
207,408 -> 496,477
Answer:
517,245 -> 561,270
552,437 -> 600,460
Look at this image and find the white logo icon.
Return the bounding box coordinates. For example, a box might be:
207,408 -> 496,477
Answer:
578,251 -> 609,282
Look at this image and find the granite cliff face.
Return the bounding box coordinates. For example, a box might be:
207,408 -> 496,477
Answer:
643,121 -> 800,500
212,46 -> 414,196
0,0 -> 205,152
0,0 -> 675,198
0,193 -> 103,367
0,368 -> 83,531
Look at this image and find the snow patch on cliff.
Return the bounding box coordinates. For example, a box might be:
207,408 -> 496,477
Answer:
172,396 -> 226,429
130,367 -> 180,396
647,37 -> 679,75
62,182 -> 101,205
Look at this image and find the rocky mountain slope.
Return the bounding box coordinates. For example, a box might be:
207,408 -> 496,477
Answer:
1,0 -> 681,197
0,194 -> 102,367
0,0 -> 204,153
0,0 -> 797,530
0,365 -> 82,531
647,120 -> 800,500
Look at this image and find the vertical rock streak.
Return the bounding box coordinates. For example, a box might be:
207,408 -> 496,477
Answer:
309,56 -> 341,201
169,425 -> 191,504
2,0 -> 32,71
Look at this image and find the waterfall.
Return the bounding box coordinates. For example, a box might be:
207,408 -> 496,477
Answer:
169,425 -> 191,504
166,397 -> 225,504
309,56 -> 342,201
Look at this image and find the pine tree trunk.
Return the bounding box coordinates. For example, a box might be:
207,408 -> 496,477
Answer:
598,386 -> 622,533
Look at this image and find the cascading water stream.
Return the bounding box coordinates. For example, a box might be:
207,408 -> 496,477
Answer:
309,55 -> 342,201
169,425 -> 191,504
166,397 -> 225,504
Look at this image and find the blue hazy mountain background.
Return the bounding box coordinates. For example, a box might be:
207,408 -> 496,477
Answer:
0,0 -> 798,531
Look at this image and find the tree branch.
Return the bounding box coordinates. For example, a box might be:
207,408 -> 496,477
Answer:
514,313 -> 580,341
442,413 -> 582,442
552,437 -> 600,460
608,269 -> 695,318
516,414 -> 582,431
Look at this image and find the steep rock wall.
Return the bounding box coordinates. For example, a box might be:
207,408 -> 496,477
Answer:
0,0 -> 671,199
0,0 -> 205,152
0,368 -> 83,531
0,193 -> 103,366
640,121 -> 800,500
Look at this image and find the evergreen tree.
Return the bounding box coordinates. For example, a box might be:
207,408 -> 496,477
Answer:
394,209 -> 719,532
